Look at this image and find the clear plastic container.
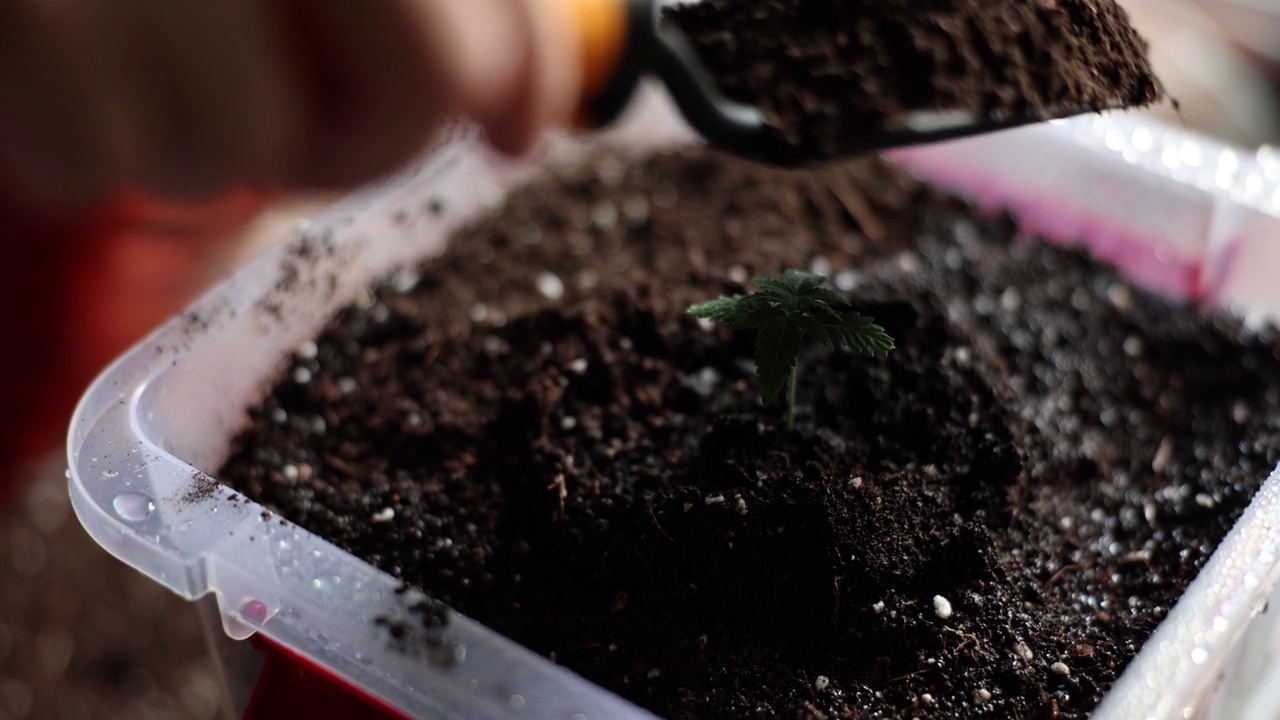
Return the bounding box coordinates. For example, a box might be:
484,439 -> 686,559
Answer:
67,85 -> 1280,720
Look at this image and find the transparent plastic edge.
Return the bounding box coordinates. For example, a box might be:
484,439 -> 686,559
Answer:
66,87 -> 1280,720
1093,468 -> 1280,720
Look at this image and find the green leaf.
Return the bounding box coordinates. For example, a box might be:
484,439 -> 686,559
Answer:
685,269 -> 896,424
689,293 -> 785,331
754,269 -> 826,299
790,313 -> 828,347
824,312 -> 895,357
687,296 -> 744,324
751,277 -> 793,299
801,287 -> 852,312
755,316 -> 805,406
727,294 -> 784,330
783,269 -> 827,294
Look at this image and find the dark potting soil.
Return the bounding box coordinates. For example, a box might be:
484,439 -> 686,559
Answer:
219,146 -> 1280,719
667,0 -> 1164,163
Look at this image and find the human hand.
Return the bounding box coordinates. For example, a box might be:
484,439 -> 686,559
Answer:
0,0 -> 584,215
1120,0 -> 1279,147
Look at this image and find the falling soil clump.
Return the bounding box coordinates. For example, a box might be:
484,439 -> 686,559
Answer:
219,145 -> 1280,719
668,0 -> 1164,162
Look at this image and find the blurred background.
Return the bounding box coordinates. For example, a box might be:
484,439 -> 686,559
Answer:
1,1 -> 1278,718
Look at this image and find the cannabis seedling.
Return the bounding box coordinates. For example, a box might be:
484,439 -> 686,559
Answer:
688,269 -> 894,432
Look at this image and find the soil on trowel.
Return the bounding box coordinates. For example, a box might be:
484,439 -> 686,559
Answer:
667,0 -> 1165,163
219,145 -> 1280,720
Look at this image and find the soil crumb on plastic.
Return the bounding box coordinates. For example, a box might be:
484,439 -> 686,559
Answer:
180,471 -> 221,506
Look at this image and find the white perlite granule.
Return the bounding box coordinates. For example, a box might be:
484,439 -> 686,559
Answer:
933,595 -> 953,620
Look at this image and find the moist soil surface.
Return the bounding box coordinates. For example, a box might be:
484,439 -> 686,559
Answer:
220,147 -> 1280,719
668,0 -> 1164,163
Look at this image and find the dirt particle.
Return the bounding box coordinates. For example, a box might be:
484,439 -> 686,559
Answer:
1015,641 -> 1035,664
536,272 -> 565,300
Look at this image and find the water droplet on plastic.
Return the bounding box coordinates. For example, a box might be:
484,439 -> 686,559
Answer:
113,492 -> 155,521
102,470 -> 119,478
240,599 -> 268,625
1190,646 -> 1209,665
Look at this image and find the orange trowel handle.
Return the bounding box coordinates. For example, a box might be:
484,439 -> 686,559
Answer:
554,0 -> 768,159
555,0 -> 632,126
553,0 -> 649,129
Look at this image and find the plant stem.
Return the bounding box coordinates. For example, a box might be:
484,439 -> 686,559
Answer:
786,363 -> 798,433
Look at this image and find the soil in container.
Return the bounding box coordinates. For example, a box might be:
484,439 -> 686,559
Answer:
220,146 -> 1280,719
667,0 -> 1164,163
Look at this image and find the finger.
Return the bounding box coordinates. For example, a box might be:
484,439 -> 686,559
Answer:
404,0 -> 529,141
482,0 -> 582,157
420,0 -> 583,158
266,0 -> 455,191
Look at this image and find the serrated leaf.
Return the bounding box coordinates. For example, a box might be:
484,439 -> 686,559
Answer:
726,294 -> 784,330
784,269 -> 827,294
755,269 -> 827,300
824,312 -> 895,357
686,269 -> 896,426
755,316 -> 805,407
790,313 -> 829,348
689,294 -> 786,332
801,287 -> 852,312
751,277 -> 793,299
687,296 -> 744,323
